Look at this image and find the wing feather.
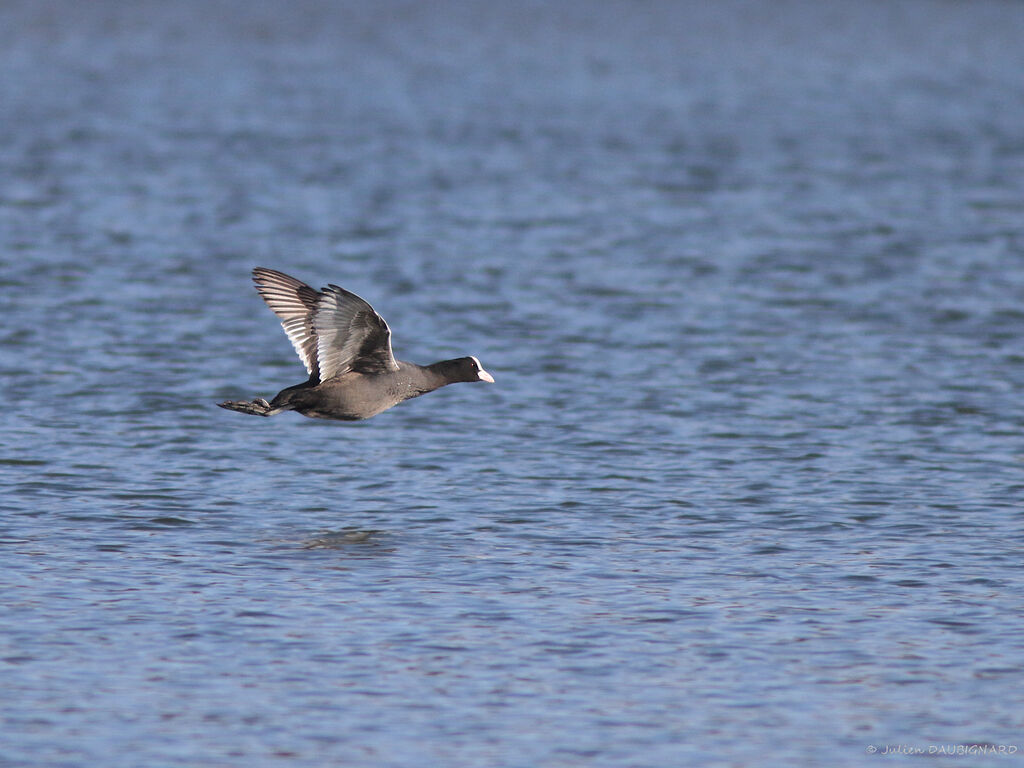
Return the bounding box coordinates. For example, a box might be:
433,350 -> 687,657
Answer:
315,284 -> 399,378
252,268 -> 321,379
251,268 -> 399,382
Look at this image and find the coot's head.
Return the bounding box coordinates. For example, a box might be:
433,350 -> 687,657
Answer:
454,356 -> 495,383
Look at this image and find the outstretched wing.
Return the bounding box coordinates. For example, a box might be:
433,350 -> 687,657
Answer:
314,284 -> 399,378
252,267 -> 322,379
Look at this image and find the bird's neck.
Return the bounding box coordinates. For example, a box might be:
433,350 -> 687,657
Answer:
402,360 -> 459,395
423,359 -> 470,388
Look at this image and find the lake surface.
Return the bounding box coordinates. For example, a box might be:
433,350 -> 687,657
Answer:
2,1 -> 1024,765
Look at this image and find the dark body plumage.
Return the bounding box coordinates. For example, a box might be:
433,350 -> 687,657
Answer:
218,268 -> 493,421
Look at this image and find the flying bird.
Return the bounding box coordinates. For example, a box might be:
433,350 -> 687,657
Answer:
218,268 -> 494,421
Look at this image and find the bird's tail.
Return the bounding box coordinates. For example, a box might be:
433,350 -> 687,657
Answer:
217,397 -> 278,417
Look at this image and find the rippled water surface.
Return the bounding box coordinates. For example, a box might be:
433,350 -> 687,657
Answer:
3,1 -> 1024,766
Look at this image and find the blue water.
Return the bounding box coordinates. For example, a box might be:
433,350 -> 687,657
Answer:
3,1 -> 1024,765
